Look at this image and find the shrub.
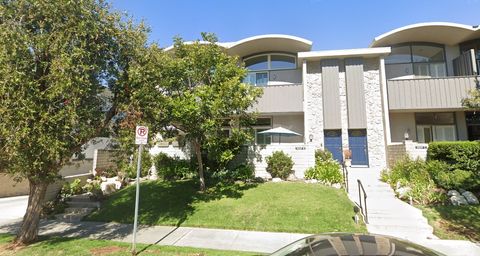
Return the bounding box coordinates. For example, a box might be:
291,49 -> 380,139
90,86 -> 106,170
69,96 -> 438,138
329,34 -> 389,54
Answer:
120,149 -> 153,179
154,153 -> 195,181
60,178 -> 84,198
210,164 -> 255,182
383,157 -> 446,205
266,151 -> 294,179
305,150 -> 342,185
42,200 -> 67,217
82,180 -> 104,200
427,141 -> 480,190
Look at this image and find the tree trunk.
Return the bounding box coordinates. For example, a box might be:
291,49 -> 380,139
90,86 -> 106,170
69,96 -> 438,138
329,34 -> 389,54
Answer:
193,140 -> 206,191
14,179 -> 48,245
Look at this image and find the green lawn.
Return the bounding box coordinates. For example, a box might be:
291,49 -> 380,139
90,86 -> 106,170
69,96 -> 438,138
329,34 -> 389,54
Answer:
418,205 -> 480,241
0,234 -> 258,256
86,180 -> 365,234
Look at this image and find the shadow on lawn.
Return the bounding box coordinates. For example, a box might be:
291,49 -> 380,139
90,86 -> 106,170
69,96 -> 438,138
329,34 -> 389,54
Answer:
432,205 -> 480,241
86,179 -> 259,228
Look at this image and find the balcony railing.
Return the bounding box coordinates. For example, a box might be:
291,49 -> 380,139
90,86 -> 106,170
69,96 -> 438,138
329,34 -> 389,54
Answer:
387,76 -> 478,110
252,83 -> 303,113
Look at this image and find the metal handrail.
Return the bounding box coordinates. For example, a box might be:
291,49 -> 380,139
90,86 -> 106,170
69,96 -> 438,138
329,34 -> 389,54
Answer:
342,163 -> 349,193
357,179 -> 368,224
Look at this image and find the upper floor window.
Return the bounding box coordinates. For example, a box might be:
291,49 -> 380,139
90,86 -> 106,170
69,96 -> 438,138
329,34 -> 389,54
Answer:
244,53 -> 296,71
243,54 -> 296,86
385,43 -> 446,79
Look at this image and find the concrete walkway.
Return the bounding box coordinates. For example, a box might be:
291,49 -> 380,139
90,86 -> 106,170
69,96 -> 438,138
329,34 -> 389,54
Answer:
346,167 -> 480,256
0,220 -> 309,254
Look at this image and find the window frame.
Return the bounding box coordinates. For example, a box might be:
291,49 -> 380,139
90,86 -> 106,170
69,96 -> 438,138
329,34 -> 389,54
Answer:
385,42 -> 447,78
414,112 -> 458,142
243,53 -> 297,72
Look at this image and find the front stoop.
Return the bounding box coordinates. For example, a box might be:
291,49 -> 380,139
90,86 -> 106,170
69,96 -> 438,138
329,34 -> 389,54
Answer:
346,168 -> 437,241
55,194 -> 99,222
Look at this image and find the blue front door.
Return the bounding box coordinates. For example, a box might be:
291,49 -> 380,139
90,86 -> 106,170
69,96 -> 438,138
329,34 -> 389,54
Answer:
324,130 -> 343,163
348,129 -> 368,166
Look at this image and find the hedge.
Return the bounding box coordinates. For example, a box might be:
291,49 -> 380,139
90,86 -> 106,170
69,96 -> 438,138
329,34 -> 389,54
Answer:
427,141 -> 480,190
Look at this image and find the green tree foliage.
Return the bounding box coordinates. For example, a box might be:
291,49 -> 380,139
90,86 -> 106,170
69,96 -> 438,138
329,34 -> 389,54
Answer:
462,76 -> 480,109
0,0 -> 149,244
133,33 -> 262,191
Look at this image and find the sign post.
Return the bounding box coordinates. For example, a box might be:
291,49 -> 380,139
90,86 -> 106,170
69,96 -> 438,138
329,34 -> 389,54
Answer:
132,126 -> 148,255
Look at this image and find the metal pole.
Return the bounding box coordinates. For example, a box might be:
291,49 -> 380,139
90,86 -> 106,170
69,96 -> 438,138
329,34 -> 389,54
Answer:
132,144 -> 143,255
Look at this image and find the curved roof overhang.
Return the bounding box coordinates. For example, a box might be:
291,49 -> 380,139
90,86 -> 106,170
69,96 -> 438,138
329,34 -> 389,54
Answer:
370,22 -> 480,47
224,34 -> 312,57
164,34 -> 312,57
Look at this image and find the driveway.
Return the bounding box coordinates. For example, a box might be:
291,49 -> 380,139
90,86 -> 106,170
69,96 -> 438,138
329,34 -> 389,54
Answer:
0,195 -> 27,226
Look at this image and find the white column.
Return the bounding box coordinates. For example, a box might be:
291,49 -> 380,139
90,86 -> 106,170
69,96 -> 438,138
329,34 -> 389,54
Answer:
379,57 -> 392,145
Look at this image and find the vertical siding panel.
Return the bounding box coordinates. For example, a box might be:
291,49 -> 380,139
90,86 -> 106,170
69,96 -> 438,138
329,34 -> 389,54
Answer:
322,59 -> 342,129
345,58 -> 367,128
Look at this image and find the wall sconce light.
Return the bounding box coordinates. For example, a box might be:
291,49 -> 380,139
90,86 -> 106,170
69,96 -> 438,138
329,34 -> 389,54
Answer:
404,129 -> 410,140
309,134 -> 313,142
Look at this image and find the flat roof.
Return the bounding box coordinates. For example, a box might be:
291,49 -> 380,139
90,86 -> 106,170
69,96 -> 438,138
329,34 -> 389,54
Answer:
298,47 -> 391,62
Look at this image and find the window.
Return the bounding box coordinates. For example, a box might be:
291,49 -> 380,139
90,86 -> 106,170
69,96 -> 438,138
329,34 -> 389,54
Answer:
252,117 -> 272,145
385,43 -> 446,79
244,55 -> 268,71
243,53 -> 297,86
256,129 -> 272,145
244,72 -> 268,86
270,55 -> 296,69
415,112 -> 456,143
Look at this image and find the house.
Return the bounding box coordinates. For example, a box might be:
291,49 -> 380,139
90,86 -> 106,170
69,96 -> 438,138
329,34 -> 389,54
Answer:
156,22 -> 480,177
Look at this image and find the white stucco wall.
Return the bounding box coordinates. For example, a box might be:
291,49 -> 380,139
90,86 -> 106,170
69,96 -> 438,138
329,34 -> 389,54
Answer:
252,144 -> 316,179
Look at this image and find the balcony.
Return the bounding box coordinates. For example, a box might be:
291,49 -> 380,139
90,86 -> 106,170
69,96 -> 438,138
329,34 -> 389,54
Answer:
387,76 -> 478,110
252,83 -> 303,113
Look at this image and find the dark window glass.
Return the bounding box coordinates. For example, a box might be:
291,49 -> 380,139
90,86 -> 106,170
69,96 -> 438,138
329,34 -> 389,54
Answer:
270,55 -> 296,69
245,55 -> 268,71
256,129 -> 271,145
256,72 -> 268,86
254,118 -> 272,126
415,112 -> 454,125
385,45 -> 411,64
412,45 -> 445,62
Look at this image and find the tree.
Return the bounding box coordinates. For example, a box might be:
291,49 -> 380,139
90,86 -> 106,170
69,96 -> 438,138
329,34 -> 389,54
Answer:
0,0 -> 149,244
132,33 -> 262,191
462,76 -> 480,109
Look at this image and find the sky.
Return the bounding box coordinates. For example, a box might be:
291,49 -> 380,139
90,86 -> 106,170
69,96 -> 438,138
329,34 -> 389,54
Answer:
110,0 -> 480,50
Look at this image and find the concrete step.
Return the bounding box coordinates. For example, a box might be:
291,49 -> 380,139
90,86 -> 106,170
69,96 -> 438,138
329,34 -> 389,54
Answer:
64,207 -> 95,214
55,213 -> 86,222
67,201 -> 100,209
368,216 -> 429,226
69,194 -> 92,202
368,223 -> 434,234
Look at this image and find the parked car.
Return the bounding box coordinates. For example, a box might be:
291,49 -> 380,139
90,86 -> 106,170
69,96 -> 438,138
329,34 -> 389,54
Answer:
271,233 -> 444,256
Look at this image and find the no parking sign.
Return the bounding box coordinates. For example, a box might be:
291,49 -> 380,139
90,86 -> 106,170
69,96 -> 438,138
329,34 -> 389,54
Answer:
135,126 -> 148,145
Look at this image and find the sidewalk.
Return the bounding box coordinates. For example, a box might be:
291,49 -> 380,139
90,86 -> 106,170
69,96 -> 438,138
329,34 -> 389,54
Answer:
1,219 -> 479,255
0,220 -> 309,254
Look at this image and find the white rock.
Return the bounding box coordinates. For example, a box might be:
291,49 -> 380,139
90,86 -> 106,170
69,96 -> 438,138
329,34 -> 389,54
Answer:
332,183 -> 342,189
86,178 -> 92,183
447,190 -> 460,197
272,177 -> 283,183
100,176 -> 107,182
114,181 -> 122,190
100,182 -> 117,195
287,174 -> 298,181
462,191 -> 479,205
396,187 -> 411,199
106,177 -> 117,183
450,195 -> 468,206
305,179 -> 318,184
